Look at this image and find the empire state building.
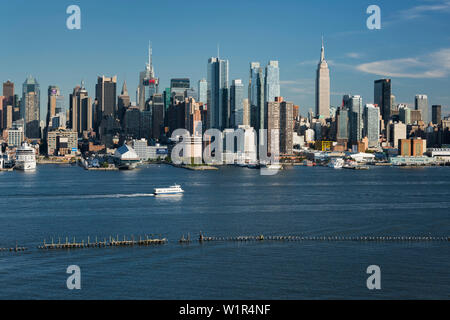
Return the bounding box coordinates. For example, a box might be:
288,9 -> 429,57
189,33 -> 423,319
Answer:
315,38 -> 330,118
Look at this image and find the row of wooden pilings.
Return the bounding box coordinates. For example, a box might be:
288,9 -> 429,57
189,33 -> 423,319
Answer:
37,235 -> 167,250
2,233 -> 449,254
179,233 -> 450,243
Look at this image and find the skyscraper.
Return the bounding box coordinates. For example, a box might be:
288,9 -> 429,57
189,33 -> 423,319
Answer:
198,79 -> 207,104
315,38 -> 330,119
415,94 -> 428,124
265,61 -> 280,104
70,82 -> 92,134
118,81 -> 131,124
345,95 -> 363,145
249,62 -> 264,130
22,75 -> 40,139
3,81 -> 14,107
267,97 -> 293,155
171,78 -> 190,102
207,56 -> 229,129
95,75 -> 117,117
363,104 -> 380,148
336,107 -> 349,142
374,79 -> 392,125
45,86 -> 64,136
432,105 -> 442,125
230,79 -> 244,128
138,42 -> 159,110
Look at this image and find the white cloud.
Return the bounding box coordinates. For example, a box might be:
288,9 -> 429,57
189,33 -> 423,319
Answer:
356,48 -> 450,78
398,0 -> 450,20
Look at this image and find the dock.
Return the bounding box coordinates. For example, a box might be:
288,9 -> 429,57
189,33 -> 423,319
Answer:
37,235 -> 167,250
0,242 -> 28,252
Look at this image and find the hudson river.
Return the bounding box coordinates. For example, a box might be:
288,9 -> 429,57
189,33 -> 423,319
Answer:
0,165 -> 449,299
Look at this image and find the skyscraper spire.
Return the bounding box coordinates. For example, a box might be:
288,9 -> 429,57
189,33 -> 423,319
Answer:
121,80 -> 128,96
320,35 -> 325,62
217,43 -> 220,58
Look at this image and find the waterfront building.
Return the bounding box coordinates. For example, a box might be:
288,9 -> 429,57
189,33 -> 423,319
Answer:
207,56 -> 229,130
198,79 -> 207,104
315,38 -> 330,119
415,95 -> 429,125
21,76 -> 40,139
249,62 -> 265,130
363,104 -> 380,148
5,126 -> 24,147
374,79 -> 392,125
132,139 -> 168,161
230,79 -> 244,128
432,105 -> 442,125
265,60 -> 280,104
47,129 -> 78,156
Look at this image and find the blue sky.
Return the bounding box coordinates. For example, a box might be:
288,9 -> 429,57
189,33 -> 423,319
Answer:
1,0 -> 449,120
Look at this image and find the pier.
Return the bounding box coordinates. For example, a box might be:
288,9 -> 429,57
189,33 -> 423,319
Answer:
37,235 -> 167,250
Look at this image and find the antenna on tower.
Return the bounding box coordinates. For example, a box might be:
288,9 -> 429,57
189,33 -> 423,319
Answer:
217,43 -> 220,58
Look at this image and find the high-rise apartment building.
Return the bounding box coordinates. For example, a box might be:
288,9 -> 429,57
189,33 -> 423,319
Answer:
363,104 -> 380,148
96,75 -> 117,118
3,81 -> 14,107
415,94 -> 428,125
432,105 -> 442,125
22,76 -> 40,139
267,97 -> 293,155
265,61 -> 280,104
70,82 -> 92,134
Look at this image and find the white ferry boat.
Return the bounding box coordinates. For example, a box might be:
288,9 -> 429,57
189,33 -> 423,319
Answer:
154,184 -> 184,195
15,142 -> 36,171
263,163 -> 283,170
328,158 -> 344,169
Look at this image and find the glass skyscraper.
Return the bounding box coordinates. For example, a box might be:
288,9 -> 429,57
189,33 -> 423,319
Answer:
207,57 -> 229,129
249,62 -> 264,130
230,79 -> 244,128
198,79 -> 207,104
265,61 -> 280,104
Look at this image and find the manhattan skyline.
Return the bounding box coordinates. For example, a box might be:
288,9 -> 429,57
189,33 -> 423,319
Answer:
1,0 -> 450,121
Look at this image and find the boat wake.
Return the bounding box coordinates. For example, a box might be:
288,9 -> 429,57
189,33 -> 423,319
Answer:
84,193 -> 155,199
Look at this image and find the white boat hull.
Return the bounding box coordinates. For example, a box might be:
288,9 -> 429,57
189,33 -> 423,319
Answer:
15,161 -> 36,171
